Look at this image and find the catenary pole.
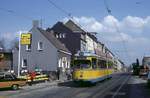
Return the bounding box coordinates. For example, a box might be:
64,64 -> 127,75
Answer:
17,31 -> 21,77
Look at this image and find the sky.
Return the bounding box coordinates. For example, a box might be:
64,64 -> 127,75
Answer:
0,0 -> 150,65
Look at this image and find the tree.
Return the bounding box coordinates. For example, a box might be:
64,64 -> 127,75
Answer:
136,58 -> 140,67
132,58 -> 140,75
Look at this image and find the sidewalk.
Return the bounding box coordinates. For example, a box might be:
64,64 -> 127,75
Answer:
0,79 -> 67,97
22,79 -> 67,90
128,76 -> 150,98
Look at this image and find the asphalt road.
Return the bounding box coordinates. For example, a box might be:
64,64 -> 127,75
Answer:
0,73 -> 150,98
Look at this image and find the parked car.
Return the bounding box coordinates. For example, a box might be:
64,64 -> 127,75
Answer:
0,72 -> 26,90
139,69 -> 148,77
18,71 -> 49,85
139,66 -> 149,78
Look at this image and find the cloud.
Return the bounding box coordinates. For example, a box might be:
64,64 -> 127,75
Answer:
0,32 -> 18,50
65,15 -> 150,42
63,15 -> 150,64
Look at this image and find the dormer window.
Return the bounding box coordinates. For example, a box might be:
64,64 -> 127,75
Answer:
59,33 -> 62,38
37,41 -> 43,51
56,34 -> 59,38
62,33 -> 66,38
56,33 -> 66,38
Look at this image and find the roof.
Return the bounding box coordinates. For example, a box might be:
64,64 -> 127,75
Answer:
37,28 -> 71,54
47,22 -> 73,34
143,56 -> 150,59
65,20 -> 99,42
65,20 -> 85,33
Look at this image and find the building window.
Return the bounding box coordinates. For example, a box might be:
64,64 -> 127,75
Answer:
59,33 -> 62,38
21,59 -> 27,68
62,33 -> 66,38
58,58 -> 62,67
37,41 -> 43,51
26,44 -> 31,51
81,40 -> 86,51
56,34 -> 59,38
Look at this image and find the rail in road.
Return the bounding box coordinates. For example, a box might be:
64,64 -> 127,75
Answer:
0,73 -> 131,98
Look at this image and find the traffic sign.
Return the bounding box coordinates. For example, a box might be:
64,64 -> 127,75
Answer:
21,33 -> 31,45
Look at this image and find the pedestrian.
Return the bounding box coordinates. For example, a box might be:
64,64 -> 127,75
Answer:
29,71 -> 36,86
66,68 -> 71,80
56,67 -> 60,80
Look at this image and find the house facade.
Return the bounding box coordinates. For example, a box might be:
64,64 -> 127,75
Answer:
47,20 -> 102,55
12,19 -> 123,74
47,21 -> 86,56
13,21 -> 71,79
142,56 -> 150,68
47,20 -> 118,69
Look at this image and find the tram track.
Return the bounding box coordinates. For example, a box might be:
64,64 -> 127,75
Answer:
88,73 -> 130,98
64,73 -> 128,98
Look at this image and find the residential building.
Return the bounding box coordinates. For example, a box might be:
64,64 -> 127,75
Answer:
47,19 -> 123,70
48,20 -> 118,66
47,21 -> 87,56
47,20 -> 102,55
115,58 -> 124,72
0,50 -> 13,71
13,21 -> 71,79
65,20 -> 98,53
142,56 -> 150,68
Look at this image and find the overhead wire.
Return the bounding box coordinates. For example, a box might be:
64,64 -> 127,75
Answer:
103,0 -> 132,65
47,0 -> 92,34
47,0 -> 110,56
0,7 -> 33,20
46,0 -> 122,59
47,0 -> 73,18
47,0 -> 130,62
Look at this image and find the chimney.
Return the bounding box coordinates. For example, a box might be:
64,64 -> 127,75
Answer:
32,20 -> 39,28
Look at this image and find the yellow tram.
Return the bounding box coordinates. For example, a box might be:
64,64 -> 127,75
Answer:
72,51 -> 114,83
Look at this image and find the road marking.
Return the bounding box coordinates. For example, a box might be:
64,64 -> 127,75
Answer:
89,74 -> 126,98
109,92 -> 126,96
111,75 -> 130,98
73,75 -> 121,98
76,92 -> 93,98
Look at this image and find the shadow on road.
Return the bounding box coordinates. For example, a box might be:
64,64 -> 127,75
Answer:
58,81 -> 94,88
58,78 -> 111,88
0,87 -> 13,91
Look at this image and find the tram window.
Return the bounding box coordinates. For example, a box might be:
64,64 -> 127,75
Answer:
74,60 -> 91,69
107,61 -> 113,68
98,60 -> 107,68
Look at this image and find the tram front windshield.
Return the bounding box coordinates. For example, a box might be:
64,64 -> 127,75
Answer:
74,60 -> 91,69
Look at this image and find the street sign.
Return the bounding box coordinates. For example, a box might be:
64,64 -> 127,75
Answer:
21,33 -> 31,45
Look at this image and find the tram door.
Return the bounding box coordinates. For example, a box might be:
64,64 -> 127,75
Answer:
92,58 -> 97,69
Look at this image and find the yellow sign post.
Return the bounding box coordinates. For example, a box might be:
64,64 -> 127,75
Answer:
21,33 -> 31,45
